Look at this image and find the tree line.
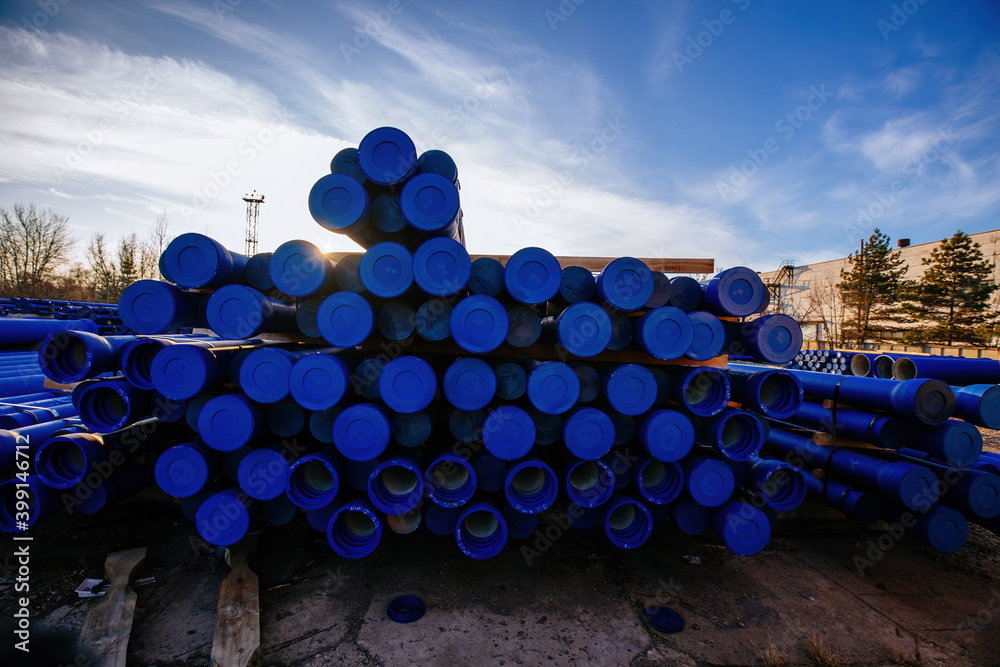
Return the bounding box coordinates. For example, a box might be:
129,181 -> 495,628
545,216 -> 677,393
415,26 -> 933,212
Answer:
0,203 -> 170,303
837,228 -> 998,347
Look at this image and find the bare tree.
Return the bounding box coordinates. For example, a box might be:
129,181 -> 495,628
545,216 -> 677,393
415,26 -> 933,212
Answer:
0,203 -> 76,296
149,212 -> 171,281
88,232 -> 118,303
807,277 -> 849,348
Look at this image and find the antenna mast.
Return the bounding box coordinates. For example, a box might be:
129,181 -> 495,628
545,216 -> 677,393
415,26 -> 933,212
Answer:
243,190 -> 265,256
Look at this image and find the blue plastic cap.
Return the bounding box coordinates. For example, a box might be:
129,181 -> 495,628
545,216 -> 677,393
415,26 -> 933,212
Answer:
308,407 -> 341,443
379,356 -> 437,413
937,420 -> 983,467
387,595 -> 426,624
198,394 -> 261,452
238,347 -> 294,404
360,242 -> 413,298
309,173 -> 371,232
685,311 -> 726,361
646,272 -> 673,309
401,172 -> 461,232
269,240 -> 334,298
468,257 -> 504,296
353,358 -> 386,399
883,462 -> 939,510
334,253 -> 366,293
557,302 -> 612,357
449,408 -> 484,442
358,126 -> 417,185
296,297 -> 324,339
646,606 -> 685,634
333,403 -> 391,461
483,405 -> 536,461
245,253 -> 275,291
417,149 -> 458,182
504,247 -> 561,305
195,489 -> 251,547
415,299 -> 453,341
574,364 -> 601,403
603,496 -> 653,549
289,353 -> 349,411
745,314 -> 803,364
414,238 -> 470,297
639,410 -> 695,462
685,456 -> 736,507
667,276 -> 703,312
505,459 -> 558,514
527,361 -> 581,415
377,301 -> 416,341
607,314 -> 634,351
606,364 -> 657,416
455,501 -> 508,559
118,280 -> 187,334
316,291 -> 374,347
559,265 -> 596,304
670,496 -> 710,534
154,443 -> 216,498
917,505 -> 968,554
206,285 -> 266,339
330,146 -> 367,181
506,305 -> 542,348
266,398 -> 305,437
964,471 -> 1000,518
328,499 -> 383,558
450,295 -> 509,354
151,345 -> 214,401
565,458 -> 615,508
636,307 -> 694,360
444,357 -> 496,411
161,233 -> 230,289
712,500 -> 771,556
703,267 -> 766,317
596,258 -> 654,312
238,448 -> 290,500
474,454 -> 508,492
392,410 -> 432,447
563,407 -> 615,460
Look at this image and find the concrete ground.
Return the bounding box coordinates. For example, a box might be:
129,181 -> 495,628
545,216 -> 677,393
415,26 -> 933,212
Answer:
2,484 -> 999,667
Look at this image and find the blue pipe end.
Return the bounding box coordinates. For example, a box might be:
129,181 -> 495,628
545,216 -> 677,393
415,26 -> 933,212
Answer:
377,301 -> 416,341
503,503 -> 539,539
450,295 -> 509,353
564,457 -> 615,508
358,126 -> 417,185
505,459 -> 558,514
151,344 -> 217,401
316,292 -> 374,347
646,271 -> 673,308
596,257 -> 654,312
633,458 -> 684,505
506,305 -> 542,348
415,299 -> 453,341
269,239 -> 335,298
425,454 -> 477,507
468,257 -> 504,296
352,358 -> 386,399
483,405 -> 535,461
559,265 -> 596,304
327,498 -> 383,558
161,233 -> 234,289
669,496 -> 709,535
684,456 -> 736,507
379,356 -> 437,413
368,457 -> 424,514
198,394 -> 261,452
474,454 -> 507,492
455,501 -> 508,559
504,247 -> 561,305
444,357 -> 496,411
238,447 -> 290,500
155,442 -> 218,498
265,398 -> 305,437
574,364 -> 600,403
527,361 -> 581,415
413,237 -> 470,295
712,500 -> 771,556
606,363 -> 657,416
635,307 -> 693,361
334,254 -> 366,293
562,407 -> 615,460
309,173 -> 371,232
331,146 -> 367,181
118,280 -> 193,334
603,496 -> 653,549
639,409 -> 695,462
289,353 -> 349,411
239,347 -> 294,404
448,409 -> 484,443
702,267 -> 766,317
676,367 -> 731,417
392,410 -> 432,447
206,285 -> 270,339
748,459 -> 806,512
685,311 -> 726,361
494,362 -> 527,401
703,409 -> 765,462
556,302 -> 612,357
333,403 -> 390,461
195,489 -> 252,547
245,252 -> 275,291
417,148 -> 458,183
914,504 -> 969,554
425,503 -> 463,536
360,241 -> 413,298
879,462 -> 939,511
668,276 -> 703,312
286,449 -> 341,509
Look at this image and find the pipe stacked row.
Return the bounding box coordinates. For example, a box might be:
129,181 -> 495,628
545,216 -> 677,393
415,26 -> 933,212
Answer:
849,351 -> 1000,387
784,349 -> 854,375
729,362 -> 1000,552
1,298 -> 125,336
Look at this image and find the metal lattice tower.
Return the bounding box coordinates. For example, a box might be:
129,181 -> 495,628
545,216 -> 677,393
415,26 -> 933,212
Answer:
243,190 -> 265,257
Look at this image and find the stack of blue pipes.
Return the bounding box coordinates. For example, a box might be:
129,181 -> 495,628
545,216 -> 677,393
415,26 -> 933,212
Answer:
30,125 -> 983,563
783,349 -> 854,374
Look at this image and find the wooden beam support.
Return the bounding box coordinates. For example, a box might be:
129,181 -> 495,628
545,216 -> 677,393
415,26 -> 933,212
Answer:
323,252 -> 713,274
211,536 -> 260,667
79,547 -> 147,667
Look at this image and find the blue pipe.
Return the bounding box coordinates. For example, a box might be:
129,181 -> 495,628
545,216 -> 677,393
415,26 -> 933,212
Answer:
377,301 -> 416,341
417,148 -> 458,182
528,407 -> 562,445
632,457 -> 684,505
631,307 -> 693,360
415,298 -> 453,341
334,253 -> 366,293
238,445 -> 292,500
905,419 -> 982,467
503,247 -> 561,305
0,375 -> 46,398
701,409 -> 765,461
0,391 -> 60,404
367,454 -> 424,514
952,384 -> 1000,429
450,295 -> 509,354
711,500 -> 772,556
483,405 -> 535,461
889,454 -> 1000,519
849,353 -> 878,377
881,503 -> 968,554
504,459 -> 558,514
557,265 -> 596,305
424,504 -> 463,536
562,407 -> 614,460
352,357 -> 386,399
344,459 -> 379,492
308,173 -> 372,240
746,459 -> 806,512
639,409 -> 695,462
602,495 -> 653,549
526,361 -> 581,415
400,172 -> 462,241
685,311 -> 726,361
264,398 -> 304,438
150,340 -> 266,400
0,474 -> 58,532
665,366 -> 731,417
308,406 -> 340,443
425,453 -> 477,507
725,366 -> 803,419
0,420 -> 83,476
161,233 -> 248,289
239,346 -> 341,404
333,403 -> 391,461
119,334 -> 218,391
448,408 -> 484,443
71,461 -> 148,515
392,410 -> 432,447
893,355 -> 1000,385
506,305 -> 542,348
595,257 -> 654,312
468,257 -> 504,296
331,146 -> 370,182
494,361 -> 527,401
206,285 -> 297,339
269,239 -> 339,298
316,291 -> 375,347
359,241 -> 413,298
573,363 -> 600,403
474,454 -> 507,493
646,271 -> 673,308
385,508 -> 423,535
412,237 -> 471,296
730,314 -> 803,364
358,126 -> 417,185
683,455 -> 736,507
0,315 -> 99,347
604,363 -> 661,416
564,457 -> 615,508
194,488 -> 253,546
39,331 -> 136,383
541,302 -> 612,357
789,401 -> 908,449
455,501 -> 508,559
77,379 -> 150,433
772,367 -> 955,424
764,428 -> 939,511
379,356 -> 437,413
700,267 -> 766,317
197,394 -> 262,451
668,496 -> 710,534
286,446 -> 342,509
154,441 -> 221,498
244,252 -> 275,291
503,503 -> 539,539
443,357 -> 496,411
800,472 -> 882,523
261,495 -> 297,526
118,280 -> 205,334
872,353 -> 908,379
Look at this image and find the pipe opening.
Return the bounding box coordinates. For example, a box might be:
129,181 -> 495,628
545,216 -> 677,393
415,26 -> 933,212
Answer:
288,457 -> 338,507
850,355 -> 871,377
761,466 -> 805,511
457,507 -> 507,557
758,373 -> 798,416
567,460 -> 613,507
427,456 -> 475,506
874,355 -> 895,379
638,460 -> 683,504
330,506 -> 380,557
684,370 -> 727,415
717,413 -> 763,461
386,508 -> 422,534
893,358 -> 917,381
506,462 -> 557,513
370,461 -> 422,513
38,441 -> 87,487
606,501 -> 651,546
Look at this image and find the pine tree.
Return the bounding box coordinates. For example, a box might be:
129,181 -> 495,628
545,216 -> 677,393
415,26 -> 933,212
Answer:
902,230 -> 997,345
838,228 -> 908,346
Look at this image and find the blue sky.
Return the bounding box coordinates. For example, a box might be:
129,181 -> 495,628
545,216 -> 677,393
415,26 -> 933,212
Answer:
1,0 -> 999,273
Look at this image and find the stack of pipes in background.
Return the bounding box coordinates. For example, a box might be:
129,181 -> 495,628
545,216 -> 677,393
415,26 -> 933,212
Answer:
783,349 -> 854,375
7,125 -> 1000,563
0,297 -> 126,335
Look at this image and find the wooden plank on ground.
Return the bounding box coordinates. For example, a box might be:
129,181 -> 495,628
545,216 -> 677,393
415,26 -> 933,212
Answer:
79,547 -> 147,667
211,535 -> 260,667
323,252 -> 714,274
